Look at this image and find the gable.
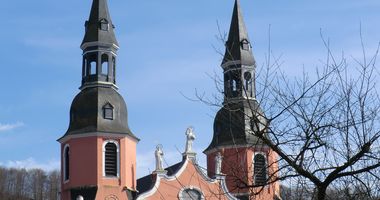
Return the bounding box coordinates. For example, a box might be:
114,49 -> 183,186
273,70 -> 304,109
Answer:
136,158 -> 237,200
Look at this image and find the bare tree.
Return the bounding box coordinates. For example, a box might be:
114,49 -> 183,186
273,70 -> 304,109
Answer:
46,170 -> 60,200
29,169 -> 47,200
199,28 -> 380,200
0,167 -> 60,200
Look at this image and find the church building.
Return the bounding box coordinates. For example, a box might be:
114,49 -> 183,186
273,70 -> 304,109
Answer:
58,0 -> 281,199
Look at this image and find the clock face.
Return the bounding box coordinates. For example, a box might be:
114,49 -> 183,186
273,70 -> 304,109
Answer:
244,72 -> 252,81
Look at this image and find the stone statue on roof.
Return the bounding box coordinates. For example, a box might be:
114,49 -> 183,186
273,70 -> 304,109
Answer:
215,152 -> 223,175
155,145 -> 164,171
185,127 -> 196,153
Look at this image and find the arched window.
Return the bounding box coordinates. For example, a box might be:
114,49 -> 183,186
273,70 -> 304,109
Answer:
254,154 -> 267,186
103,141 -> 119,177
244,72 -> 252,97
112,56 -> 116,79
86,54 -> 97,75
232,79 -> 237,92
90,61 -> 96,75
101,54 -> 109,75
63,145 -> 70,181
179,188 -> 204,200
82,57 -> 87,77
103,103 -> 114,120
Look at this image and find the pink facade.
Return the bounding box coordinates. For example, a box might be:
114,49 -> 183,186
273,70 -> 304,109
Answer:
60,135 -> 137,200
59,0 -> 281,199
206,147 -> 280,200
136,157 -> 236,200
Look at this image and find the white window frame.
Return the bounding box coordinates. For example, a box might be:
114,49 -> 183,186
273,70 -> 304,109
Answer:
102,140 -> 120,178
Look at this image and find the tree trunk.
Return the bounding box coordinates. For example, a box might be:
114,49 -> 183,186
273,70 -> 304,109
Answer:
316,185 -> 327,200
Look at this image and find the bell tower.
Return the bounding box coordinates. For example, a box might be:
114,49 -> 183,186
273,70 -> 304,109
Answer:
204,0 -> 280,199
58,0 -> 139,199
80,0 -> 119,89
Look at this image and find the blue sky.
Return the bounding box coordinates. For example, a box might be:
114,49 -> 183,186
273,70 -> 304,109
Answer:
0,0 -> 379,177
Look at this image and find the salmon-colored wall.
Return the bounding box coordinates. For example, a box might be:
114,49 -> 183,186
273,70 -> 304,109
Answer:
206,147 -> 280,200
60,135 -> 137,200
96,136 -> 137,200
142,160 -> 230,200
120,137 -> 137,189
61,137 -> 99,200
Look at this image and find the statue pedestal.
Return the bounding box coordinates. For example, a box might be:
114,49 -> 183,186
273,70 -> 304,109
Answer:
182,151 -> 196,160
153,169 -> 167,176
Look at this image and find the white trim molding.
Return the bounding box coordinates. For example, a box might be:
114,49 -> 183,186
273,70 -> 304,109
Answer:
102,139 -> 120,178
81,42 -> 120,51
204,144 -> 270,155
58,132 -> 139,144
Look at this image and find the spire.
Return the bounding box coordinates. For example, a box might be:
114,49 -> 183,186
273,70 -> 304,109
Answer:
81,0 -> 119,48
222,0 -> 255,67
59,0 -> 138,141
79,0 -> 119,89
205,0 -> 262,153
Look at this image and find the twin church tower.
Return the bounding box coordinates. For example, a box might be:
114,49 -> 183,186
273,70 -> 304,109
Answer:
58,0 -> 280,199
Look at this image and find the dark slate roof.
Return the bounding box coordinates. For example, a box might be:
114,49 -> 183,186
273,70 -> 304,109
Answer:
136,174 -> 156,195
137,161 -> 185,195
222,0 -> 255,66
204,100 -> 266,152
166,160 -> 185,176
81,0 -> 119,47
61,86 -> 137,140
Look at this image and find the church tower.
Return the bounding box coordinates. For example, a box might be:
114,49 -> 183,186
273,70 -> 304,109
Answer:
204,0 -> 280,199
58,0 -> 139,199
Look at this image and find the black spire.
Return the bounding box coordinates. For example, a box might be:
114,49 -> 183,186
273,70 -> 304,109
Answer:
205,0 -> 265,153
82,0 -> 118,47
222,0 -> 255,67
220,0 -> 256,101
80,0 -> 119,90
58,0 -> 137,141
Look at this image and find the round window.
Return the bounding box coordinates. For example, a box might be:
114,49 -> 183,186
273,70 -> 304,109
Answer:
180,188 -> 203,200
244,72 -> 252,81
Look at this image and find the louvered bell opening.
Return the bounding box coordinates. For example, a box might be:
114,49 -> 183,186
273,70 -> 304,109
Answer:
105,143 -> 117,177
254,154 -> 267,186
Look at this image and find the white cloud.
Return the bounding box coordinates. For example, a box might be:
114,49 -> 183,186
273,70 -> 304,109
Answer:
1,157 -> 60,172
0,122 -> 24,132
